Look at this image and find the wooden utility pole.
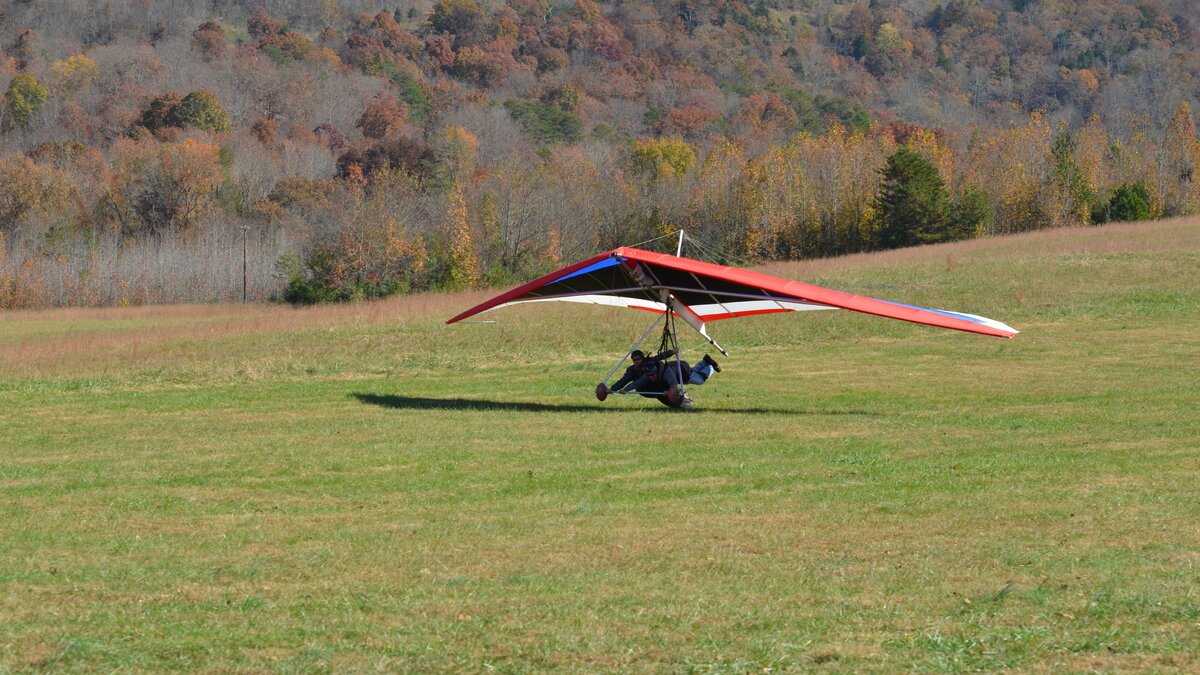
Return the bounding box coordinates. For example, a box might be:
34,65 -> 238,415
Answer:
241,223 -> 248,303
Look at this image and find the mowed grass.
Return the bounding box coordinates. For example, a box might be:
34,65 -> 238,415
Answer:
2,219 -> 1199,672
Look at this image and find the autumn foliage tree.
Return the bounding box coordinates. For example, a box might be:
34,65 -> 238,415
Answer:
1050,126 -> 1096,226
0,155 -> 72,233
49,55 -> 98,94
337,137 -> 436,180
104,138 -> 224,236
1161,102 -> 1200,215
3,74 -> 48,130
631,137 -> 696,179
138,91 -> 230,134
278,175 -> 428,304
357,94 -> 409,139
172,91 -> 231,133
140,93 -> 184,133
433,181 -> 480,290
429,0 -> 487,45
192,21 -> 228,62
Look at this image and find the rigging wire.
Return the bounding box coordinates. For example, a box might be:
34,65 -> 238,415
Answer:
625,230 -> 681,251
682,231 -> 754,269
600,310 -> 666,386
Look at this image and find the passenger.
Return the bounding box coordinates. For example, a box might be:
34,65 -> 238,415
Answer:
601,348 -> 671,396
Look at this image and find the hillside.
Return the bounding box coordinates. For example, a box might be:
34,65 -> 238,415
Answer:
2,219 -> 1198,670
2,0 -> 1199,309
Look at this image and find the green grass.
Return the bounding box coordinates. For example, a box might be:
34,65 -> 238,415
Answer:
2,221 -> 1199,671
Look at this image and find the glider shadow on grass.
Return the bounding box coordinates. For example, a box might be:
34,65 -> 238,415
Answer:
352,393 -> 875,416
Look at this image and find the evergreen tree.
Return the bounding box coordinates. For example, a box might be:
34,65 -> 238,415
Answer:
949,186 -> 993,240
874,146 -> 951,249
1100,182 -> 1155,223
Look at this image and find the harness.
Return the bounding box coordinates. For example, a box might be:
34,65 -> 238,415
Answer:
600,299 -> 687,401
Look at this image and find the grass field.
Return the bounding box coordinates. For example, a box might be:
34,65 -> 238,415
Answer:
2,219 -> 1199,672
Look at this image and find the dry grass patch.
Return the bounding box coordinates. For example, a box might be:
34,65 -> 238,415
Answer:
761,216 -> 1200,278
0,289 -> 476,378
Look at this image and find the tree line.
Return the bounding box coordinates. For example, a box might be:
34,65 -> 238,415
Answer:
4,105 -> 1195,309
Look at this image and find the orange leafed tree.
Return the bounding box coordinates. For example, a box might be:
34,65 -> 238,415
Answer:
357,94 -> 409,139
654,106 -> 717,138
0,155 -> 73,233
104,138 -> 223,235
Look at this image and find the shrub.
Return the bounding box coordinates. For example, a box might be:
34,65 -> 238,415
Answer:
275,220 -> 425,304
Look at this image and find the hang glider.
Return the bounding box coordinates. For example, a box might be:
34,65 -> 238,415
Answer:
446,247 -> 1019,344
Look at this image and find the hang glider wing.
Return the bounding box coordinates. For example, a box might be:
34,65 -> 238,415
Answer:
446,247 -> 1018,339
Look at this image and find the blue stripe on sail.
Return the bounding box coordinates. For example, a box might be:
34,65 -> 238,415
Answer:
875,299 -> 985,324
547,256 -> 624,284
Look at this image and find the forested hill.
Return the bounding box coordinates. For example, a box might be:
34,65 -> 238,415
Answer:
2,1 -> 1199,308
